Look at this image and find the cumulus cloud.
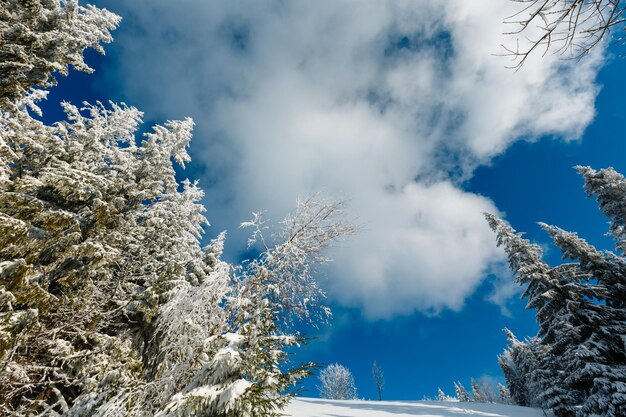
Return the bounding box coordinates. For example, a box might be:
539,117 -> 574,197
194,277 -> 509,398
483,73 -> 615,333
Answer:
100,0 -> 604,318
330,181 -> 504,318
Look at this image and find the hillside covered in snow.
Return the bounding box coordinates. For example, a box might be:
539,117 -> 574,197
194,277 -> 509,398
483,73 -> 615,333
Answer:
285,398 -> 551,417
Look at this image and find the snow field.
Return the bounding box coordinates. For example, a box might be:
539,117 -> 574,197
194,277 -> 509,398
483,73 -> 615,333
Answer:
285,398 -> 551,417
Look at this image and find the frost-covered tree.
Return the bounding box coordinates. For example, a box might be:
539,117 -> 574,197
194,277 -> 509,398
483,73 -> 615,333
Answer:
454,382 -> 471,402
502,0 -> 626,68
0,2 -> 355,416
498,383 -> 512,404
437,388 -> 446,401
0,97 -> 353,415
0,0 -> 120,104
463,377 -> 498,404
471,378 -> 485,403
487,166 -> 626,417
168,199 -> 355,417
498,338 -> 530,407
500,331 -> 537,407
0,87 -> 229,413
372,361 -> 384,401
318,364 -> 358,400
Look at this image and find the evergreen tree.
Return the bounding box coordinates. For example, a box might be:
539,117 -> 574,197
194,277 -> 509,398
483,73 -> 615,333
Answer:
471,378 -> 484,403
454,382 -> 471,402
498,333 -> 530,407
0,0 -> 120,104
437,387 -> 446,401
0,97 -> 352,416
0,2 -> 355,416
541,223 -> 626,417
497,383 -> 511,404
487,166 -> 626,417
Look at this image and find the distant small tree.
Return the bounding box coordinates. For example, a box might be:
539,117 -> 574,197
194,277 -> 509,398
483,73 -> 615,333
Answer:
498,383 -> 512,404
465,377 -> 499,403
318,364 -> 358,400
498,338 -> 531,407
437,388 -> 446,401
455,382 -> 471,402
372,361 -> 385,401
471,378 -> 485,403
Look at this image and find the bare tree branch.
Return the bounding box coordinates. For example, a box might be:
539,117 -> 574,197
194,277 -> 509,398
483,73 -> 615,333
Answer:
501,0 -> 626,69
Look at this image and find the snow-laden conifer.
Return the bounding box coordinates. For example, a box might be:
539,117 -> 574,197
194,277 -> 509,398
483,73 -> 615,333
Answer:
454,382 -> 471,402
0,4 -> 355,413
498,334 -> 530,407
487,166 -> 626,417
577,166 -> 626,255
0,96 -> 353,416
471,378 -> 484,403
437,388 -> 446,402
0,0 -> 120,104
497,383 -> 511,404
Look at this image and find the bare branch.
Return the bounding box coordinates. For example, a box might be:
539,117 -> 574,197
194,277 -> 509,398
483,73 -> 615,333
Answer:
501,0 -> 626,68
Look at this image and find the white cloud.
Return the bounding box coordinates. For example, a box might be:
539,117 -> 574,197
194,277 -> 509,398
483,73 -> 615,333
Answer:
485,264 -> 519,317
101,0 -> 604,318
330,181 -> 505,318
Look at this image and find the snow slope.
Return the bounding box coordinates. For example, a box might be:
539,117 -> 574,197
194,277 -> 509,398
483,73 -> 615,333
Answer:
285,398 -> 551,417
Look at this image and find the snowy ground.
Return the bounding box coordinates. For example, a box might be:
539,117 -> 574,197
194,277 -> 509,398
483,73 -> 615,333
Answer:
285,398 -> 551,417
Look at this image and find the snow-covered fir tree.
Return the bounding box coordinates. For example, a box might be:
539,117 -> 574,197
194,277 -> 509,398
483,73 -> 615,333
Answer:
487,167 -> 626,417
0,2 -> 354,416
497,383 -> 511,404
454,382 -> 471,402
471,378 -> 484,403
497,355 -> 521,403
437,388 -> 446,401
0,0 -> 120,104
498,330 -> 542,408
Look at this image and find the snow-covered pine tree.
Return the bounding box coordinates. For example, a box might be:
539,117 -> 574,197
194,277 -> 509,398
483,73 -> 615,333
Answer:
486,215 -> 584,416
497,383 -> 511,404
525,337 -> 575,417
578,166 -> 626,262
454,382 -> 471,402
484,215 -> 557,340
471,378 -> 484,403
487,166 -> 626,417
437,388 -> 446,401
502,329 -> 562,410
498,333 -> 530,407
0,2 -> 355,416
540,225 -> 626,417
0,0 -> 120,104
0,90 -> 224,415
156,200 -> 354,417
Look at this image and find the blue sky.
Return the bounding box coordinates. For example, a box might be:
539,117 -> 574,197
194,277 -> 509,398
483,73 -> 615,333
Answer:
44,0 -> 626,401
